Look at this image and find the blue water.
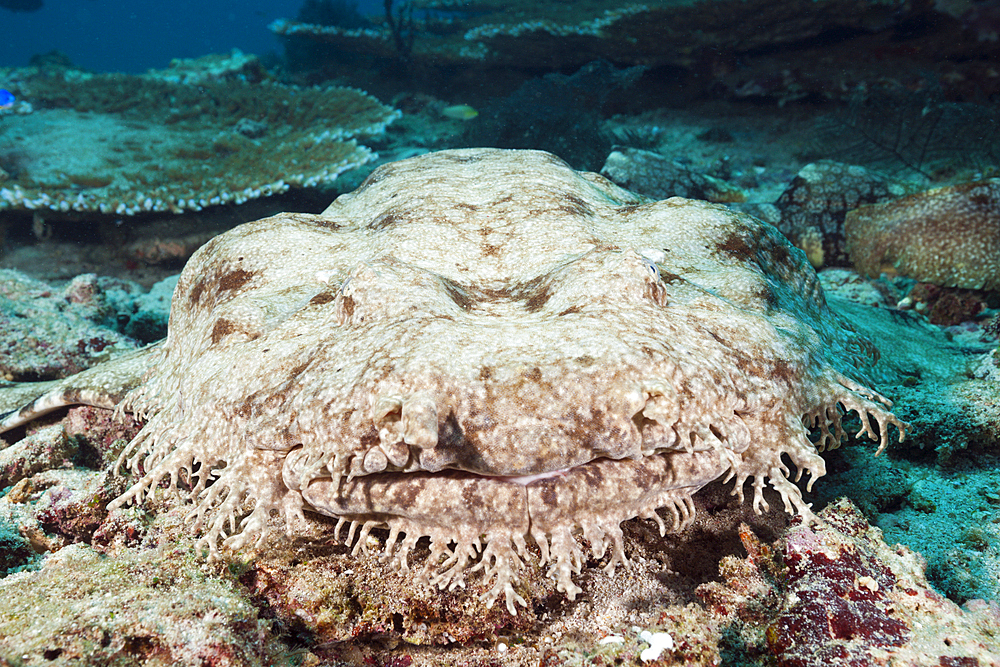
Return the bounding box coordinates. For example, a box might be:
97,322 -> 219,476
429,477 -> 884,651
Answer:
0,0 -> 383,73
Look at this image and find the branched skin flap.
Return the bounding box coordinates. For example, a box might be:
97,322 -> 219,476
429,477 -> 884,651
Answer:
97,149 -> 905,614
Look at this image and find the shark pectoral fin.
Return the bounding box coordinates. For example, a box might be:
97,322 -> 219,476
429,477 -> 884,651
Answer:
0,342 -> 160,436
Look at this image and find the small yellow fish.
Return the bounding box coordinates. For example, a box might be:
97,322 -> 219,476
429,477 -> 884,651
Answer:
441,104 -> 479,121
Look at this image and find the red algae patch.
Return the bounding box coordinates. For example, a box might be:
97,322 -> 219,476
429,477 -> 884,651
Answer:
699,499 -> 1000,667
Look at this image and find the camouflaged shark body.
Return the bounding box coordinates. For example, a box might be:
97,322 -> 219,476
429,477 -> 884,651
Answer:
0,148 -> 905,613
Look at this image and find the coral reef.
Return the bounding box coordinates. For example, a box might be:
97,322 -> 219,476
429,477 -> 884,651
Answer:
241,541 -> 545,646
273,0 -> 1000,103
282,0 -> 374,72
0,544 -> 275,666
818,269 -> 901,309
0,519 -> 32,575
272,0 -> 912,71
465,60 -> 644,171
145,49 -> 268,85
0,65 -> 399,217
1,148 -> 905,618
845,179 -> 1000,290
0,252 -> 996,663
700,499 -> 1000,666
1,0 -> 999,654
0,423 -> 76,489
0,270 -> 140,381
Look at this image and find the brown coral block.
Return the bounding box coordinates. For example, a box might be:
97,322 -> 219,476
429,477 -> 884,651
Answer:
845,179 -> 1000,290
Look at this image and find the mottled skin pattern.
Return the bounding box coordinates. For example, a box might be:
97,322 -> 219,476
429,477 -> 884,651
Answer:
0,149 -> 905,613
845,178 -> 1000,291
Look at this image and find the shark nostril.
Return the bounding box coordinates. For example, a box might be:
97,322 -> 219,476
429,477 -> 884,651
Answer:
401,395 -> 438,448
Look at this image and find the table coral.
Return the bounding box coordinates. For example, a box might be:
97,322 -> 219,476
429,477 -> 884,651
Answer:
0,66 -> 399,217
272,0 -> 999,106
146,49 -> 267,85
1,148 -> 905,616
272,0 -> 913,71
845,179 -> 1000,290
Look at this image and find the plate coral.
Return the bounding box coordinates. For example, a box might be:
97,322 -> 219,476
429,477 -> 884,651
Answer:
0,66 -> 399,216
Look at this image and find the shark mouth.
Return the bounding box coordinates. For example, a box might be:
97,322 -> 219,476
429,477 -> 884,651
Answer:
291,447 -> 731,614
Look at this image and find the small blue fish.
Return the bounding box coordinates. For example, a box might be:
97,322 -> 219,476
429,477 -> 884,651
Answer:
0,89 -> 14,109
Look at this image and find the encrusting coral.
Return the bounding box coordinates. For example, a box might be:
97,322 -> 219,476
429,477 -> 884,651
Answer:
845,178 -> 1000,290
0,65 -> 399,217
0,148 -> 906,615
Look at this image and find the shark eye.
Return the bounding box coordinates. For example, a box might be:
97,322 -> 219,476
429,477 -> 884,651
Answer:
642,257 -> 661,280
635,255 -> 668,307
